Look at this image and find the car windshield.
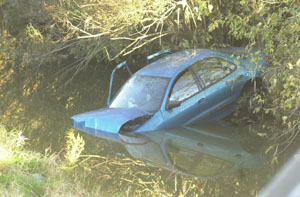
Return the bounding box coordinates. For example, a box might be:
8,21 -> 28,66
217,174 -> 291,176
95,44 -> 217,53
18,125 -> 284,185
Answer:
110,75 -> 170,113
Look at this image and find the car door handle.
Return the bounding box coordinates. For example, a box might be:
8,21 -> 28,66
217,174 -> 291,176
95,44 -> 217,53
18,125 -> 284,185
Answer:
198,98 -> 205,104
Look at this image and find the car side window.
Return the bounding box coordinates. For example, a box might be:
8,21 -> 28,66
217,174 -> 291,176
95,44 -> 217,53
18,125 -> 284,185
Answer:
169,70 -> 199,102
192,58 -> 236,87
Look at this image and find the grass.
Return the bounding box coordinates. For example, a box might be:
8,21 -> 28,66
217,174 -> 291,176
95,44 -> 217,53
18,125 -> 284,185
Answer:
0,124 -> 101,196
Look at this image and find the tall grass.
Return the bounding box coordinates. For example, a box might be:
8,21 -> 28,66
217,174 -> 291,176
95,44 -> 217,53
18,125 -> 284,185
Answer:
0,124 -> 100,196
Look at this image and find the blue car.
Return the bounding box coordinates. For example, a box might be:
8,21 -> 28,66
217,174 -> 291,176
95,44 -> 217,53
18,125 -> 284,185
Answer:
71,48 -> 268,133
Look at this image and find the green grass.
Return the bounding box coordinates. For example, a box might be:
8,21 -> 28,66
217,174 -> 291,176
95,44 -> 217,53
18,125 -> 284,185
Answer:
0,124 -> 101,196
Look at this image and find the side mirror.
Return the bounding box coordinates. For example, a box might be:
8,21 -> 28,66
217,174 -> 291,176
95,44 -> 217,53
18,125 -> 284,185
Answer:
166,100 -> 181,110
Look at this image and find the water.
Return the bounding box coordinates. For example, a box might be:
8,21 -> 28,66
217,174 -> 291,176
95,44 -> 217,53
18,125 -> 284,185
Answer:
75,120 -> 275,196
1,64 -> 299,196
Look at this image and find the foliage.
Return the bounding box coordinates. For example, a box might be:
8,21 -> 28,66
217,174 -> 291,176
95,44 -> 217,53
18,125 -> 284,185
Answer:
0,124 -> 103,196
64,129 -> 85,167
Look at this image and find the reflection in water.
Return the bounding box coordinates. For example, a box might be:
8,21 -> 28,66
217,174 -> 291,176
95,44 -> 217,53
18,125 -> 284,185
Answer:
74,122 -> 265,178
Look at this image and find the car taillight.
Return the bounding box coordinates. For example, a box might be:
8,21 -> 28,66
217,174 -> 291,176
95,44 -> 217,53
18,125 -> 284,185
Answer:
266,56 -> 270,62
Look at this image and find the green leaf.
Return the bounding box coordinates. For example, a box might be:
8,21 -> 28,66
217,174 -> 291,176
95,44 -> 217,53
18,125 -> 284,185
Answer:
272,156 -> 278,164
265,145 -> 273,154
257,133 -> 267,137
208,4 -> 213,13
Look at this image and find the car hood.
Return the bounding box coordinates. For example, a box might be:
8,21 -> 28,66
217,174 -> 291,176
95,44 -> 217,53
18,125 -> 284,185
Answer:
71,107 -> 150,134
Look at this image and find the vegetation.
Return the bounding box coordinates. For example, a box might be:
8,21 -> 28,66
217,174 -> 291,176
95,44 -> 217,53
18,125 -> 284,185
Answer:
0,0 -> 299,195
0,125 -> 101,196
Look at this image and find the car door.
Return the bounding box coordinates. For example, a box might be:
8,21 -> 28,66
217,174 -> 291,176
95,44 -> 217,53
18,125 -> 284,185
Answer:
191,57 -> 238,119
161,68 -> 210,128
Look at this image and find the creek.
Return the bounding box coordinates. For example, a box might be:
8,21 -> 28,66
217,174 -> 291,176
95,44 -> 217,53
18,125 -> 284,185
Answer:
0,63 -> 299,196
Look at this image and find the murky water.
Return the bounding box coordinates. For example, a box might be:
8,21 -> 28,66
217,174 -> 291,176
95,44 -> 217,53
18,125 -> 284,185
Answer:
76,121 -> 273,196
1,64 -> 299,196
76,119 -> 300,196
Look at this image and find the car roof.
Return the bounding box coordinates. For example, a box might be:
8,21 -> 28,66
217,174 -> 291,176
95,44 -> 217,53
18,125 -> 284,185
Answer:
136,49 -> 217,78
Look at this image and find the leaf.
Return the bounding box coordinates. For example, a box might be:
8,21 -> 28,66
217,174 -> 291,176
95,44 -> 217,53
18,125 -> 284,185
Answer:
257,133 -> 267,137
265,145 -> 273,154
282,116 -> 288,121
272,156 -> 278,164
208,4 -> 213,13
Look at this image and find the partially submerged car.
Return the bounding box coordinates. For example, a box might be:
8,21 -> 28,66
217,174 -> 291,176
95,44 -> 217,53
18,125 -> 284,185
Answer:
71,48 -> 268,133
